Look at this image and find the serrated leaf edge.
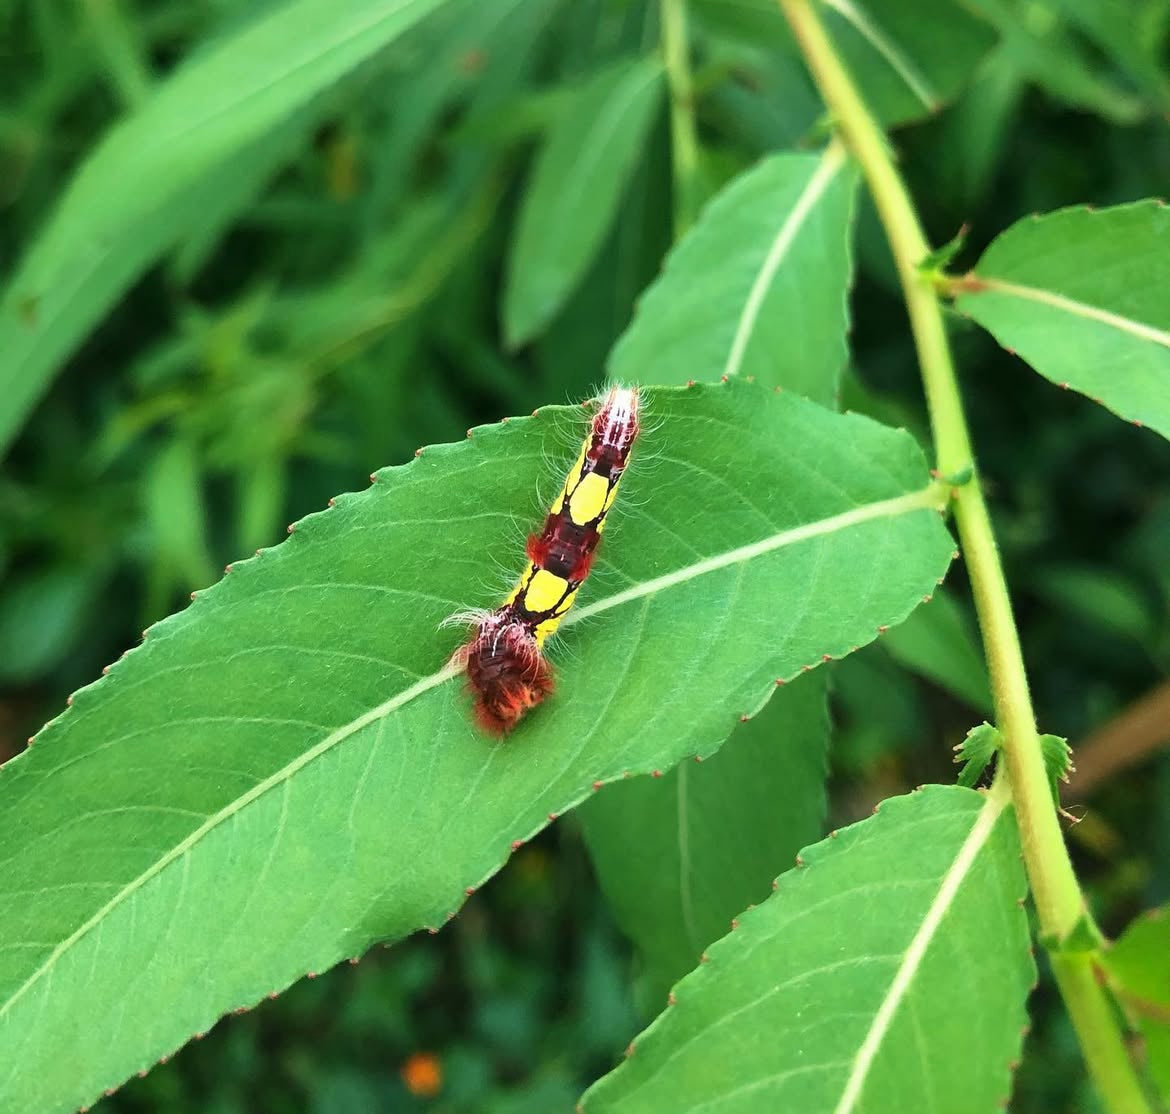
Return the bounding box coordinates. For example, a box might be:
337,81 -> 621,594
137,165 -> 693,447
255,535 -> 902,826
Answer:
1,482 -> 947,1034
583,785 -> 1032,1113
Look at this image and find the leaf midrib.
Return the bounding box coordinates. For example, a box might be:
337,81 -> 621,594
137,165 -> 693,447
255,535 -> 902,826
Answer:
831,788 -> 1007,1113
721,140 -> 849,380
968,276 -> 1170,349
0,483 -> 942,1022
823,0 -> 939,110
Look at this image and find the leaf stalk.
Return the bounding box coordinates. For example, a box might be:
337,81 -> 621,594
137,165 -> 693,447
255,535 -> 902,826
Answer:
777,2 -> 1151,1112
660,0 -> 702,236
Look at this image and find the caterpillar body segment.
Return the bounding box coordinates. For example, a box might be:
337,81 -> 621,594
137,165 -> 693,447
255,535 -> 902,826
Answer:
459,614 -> 555,736
455,387 -> 641,735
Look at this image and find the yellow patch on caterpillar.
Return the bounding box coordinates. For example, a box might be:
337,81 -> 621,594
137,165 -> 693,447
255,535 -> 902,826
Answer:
533,588 -> 577,646
568,471 -> 610,526
523,568 -> 571,614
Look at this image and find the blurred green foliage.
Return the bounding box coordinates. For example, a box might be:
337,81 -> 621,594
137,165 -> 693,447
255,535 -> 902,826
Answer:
1,0 -> 1169,1109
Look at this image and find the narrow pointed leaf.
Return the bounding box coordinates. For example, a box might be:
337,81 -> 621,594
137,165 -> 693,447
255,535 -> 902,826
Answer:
503,57 -> 665,347
608,145 -> 859,404
0,0 -> 450,456
582,673 -> 829,1004
0,382 -> 954,1114
954,201 -> 1170,440
694,0 -> 996,127
581,786 -> 1033,1114
822,0 -> 997,126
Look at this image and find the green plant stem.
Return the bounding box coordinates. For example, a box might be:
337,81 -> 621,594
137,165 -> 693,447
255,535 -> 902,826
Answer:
778,3 -> 1151,1113
660,0 -> 701,237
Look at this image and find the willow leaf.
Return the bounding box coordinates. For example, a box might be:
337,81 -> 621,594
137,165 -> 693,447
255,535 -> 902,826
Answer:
582,672 -> 829,1007
693,0 -> 996,127
609,144 -> 858,404
0,381 -> 953,1113
954,201 -> 1170,441
503,57 -> 665,347
581,785 -> 1033,1114
0,0 -> 450,455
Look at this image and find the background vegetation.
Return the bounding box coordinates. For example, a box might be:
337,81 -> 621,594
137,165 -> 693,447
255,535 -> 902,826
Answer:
1,0 -> 1168,1110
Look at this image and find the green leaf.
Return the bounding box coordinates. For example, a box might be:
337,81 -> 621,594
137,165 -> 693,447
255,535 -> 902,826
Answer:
954,722 -> 1001,788
365,0 -> 554,218
503,56 -> 665,347
1039,734 -> 1074,804
0,567 -> 99,684
694,0 -> 996,126
823,0 -> 997,126
927,48 -> 1025,211
608,144 -> 859,404
1045,0 -> 1170,114
581,785 -> 1032,1113
953,201 -> 1170,441
145,439 -> 217,594
1029,563 -> 1156,644
972,0 -> 1148,123
0,0 -> 451,456
581,672 -> 829,1005
919,224 -> 969,277
0,382 -> 955,1114
1103,906 -> 1170,1104
881,588 -> 993,712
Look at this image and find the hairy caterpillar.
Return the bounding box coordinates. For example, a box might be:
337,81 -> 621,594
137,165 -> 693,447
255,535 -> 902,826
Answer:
453,386 -> 641,735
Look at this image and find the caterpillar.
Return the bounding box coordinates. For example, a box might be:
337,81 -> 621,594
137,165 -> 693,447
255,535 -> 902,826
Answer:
453,386 -> 641,735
